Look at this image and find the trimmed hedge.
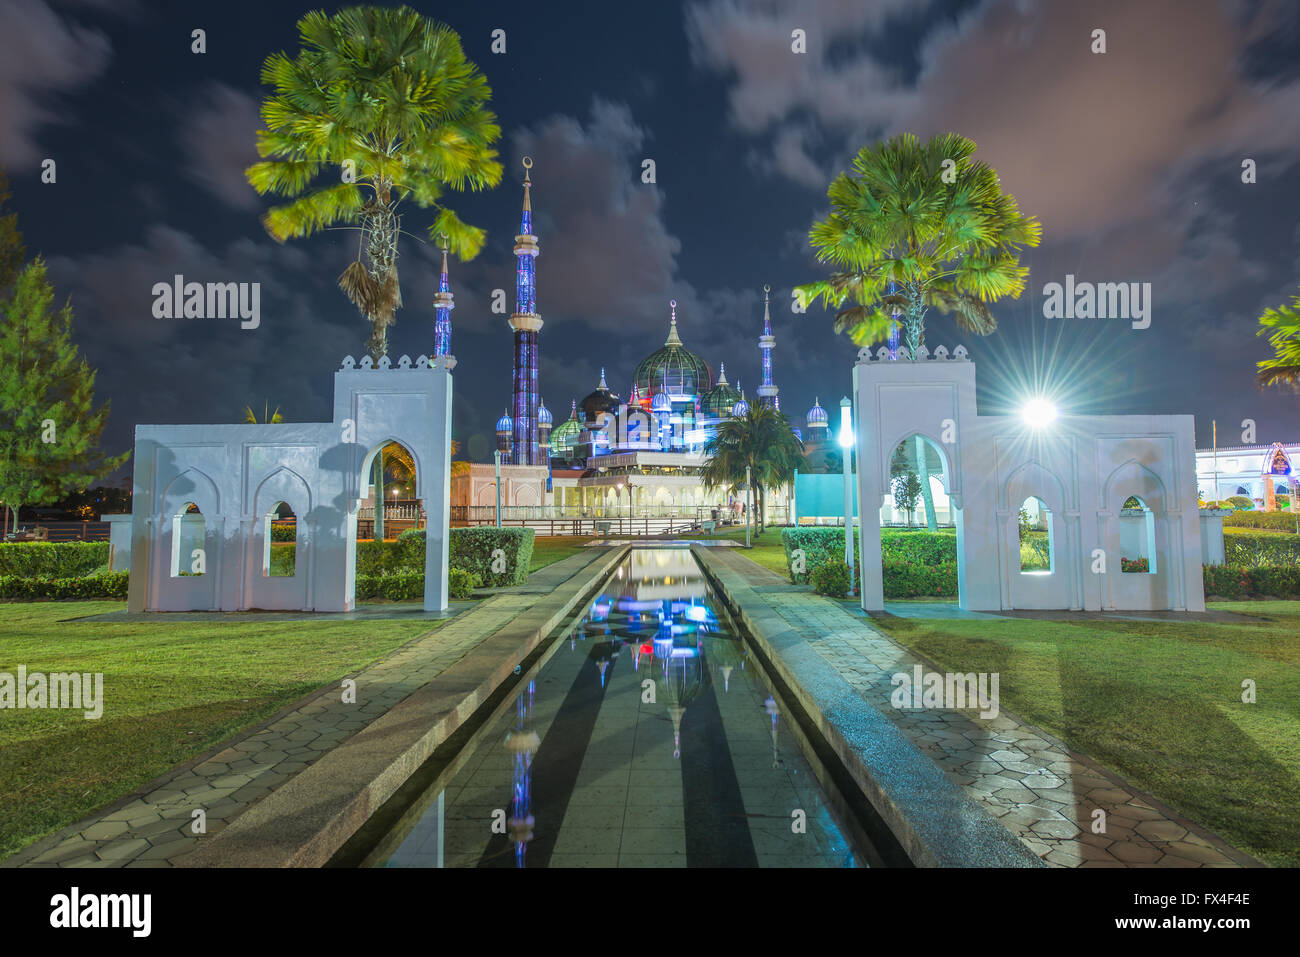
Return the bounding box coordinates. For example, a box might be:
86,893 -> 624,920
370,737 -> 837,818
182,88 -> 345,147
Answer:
1204,564 -> 1300,599
881,529 -> 958,565
448,527 -> 534,587
1223,528 -> 1300,566
353,568 -> 481,601
0,571 -> 128,600
810,559 -> 850,598
883,560 -> 959,598
782,527 -> 858,585
0,542 -> 111,578
1222,510 -> 1300,533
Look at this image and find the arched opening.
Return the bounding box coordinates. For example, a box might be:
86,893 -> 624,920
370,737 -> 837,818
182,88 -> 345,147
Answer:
362,440 -> 423,541
263,500 -> 296,577
885,435 -> 950,528
1018,496 -> 1053,573
1120,495 -> 1157,574
170,502 -> 206,577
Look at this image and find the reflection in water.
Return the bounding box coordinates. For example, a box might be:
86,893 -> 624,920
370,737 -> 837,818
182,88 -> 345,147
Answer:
504,679 -> 539,868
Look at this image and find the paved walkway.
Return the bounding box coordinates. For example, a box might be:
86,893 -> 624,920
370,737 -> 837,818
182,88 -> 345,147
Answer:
700,550 -> 1259,868
4,552 -> 621,869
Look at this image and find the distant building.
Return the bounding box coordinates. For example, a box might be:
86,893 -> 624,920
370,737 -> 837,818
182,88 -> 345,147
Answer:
1196,441 -> 1297,508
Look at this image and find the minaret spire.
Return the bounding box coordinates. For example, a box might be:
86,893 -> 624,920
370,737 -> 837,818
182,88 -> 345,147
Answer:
757,283 -> 779,410
665,299 -> 683,347
433,238 -> 454,357
509,156 -> 543,466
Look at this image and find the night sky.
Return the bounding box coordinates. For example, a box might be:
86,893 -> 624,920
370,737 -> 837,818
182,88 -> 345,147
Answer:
4,0 -> 1299,473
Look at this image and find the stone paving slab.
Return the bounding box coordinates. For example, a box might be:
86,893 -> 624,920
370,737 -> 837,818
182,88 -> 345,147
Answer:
693,547 -> 1262,869
5,546 -> 629,869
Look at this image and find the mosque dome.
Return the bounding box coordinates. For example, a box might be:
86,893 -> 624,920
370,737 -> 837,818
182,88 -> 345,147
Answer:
537,399 -> 553,426
700,362 -> 742,419
792,426 -> 803,442
651,390 -> 673,413
807,397 -> 829,427
731,392 -> 750,418
495,410 -> 514,433
633,300 -> 714,403
579,368 -> 622,422
550,400 -> 583,450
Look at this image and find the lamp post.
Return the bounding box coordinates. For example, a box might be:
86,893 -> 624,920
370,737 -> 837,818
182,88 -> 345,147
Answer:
745,465 -> 752,548
494,449 -> 502,528
839,396 -> 855,595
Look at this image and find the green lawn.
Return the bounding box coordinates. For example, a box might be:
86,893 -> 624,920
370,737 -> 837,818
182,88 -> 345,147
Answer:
869,601 -> 1300,867
0,601 -> 441,859
529,536 -> 592,572
691,526 -> 790,576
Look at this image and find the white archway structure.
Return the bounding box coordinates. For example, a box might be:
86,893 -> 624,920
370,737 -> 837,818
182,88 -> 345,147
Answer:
128,355 -> 455,612
852,346 -> 1204,612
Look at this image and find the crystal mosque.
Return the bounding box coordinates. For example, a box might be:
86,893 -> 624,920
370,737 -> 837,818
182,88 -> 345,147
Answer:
440,160 -> 834,520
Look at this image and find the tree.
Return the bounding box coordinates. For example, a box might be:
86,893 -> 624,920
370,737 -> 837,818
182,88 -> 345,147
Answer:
246,6 -> 503,361
0,169 -> 24,295
0,259 -> 127,531
795,132 -> 1041,355
1256,286 -> 1300,388
700,406 -> 805,535
891,472 -> 922,527
243,401 -> 284,424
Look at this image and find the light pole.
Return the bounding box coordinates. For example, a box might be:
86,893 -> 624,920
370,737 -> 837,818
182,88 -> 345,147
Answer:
839,396 -> 855,594
745,465 -> 752,548
494,449 -> 502,528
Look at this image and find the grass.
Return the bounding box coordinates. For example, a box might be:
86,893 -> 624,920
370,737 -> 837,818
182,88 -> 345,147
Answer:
528,535 -> 592,572
0,601 -> 442,859
869,600 -> 1300,867
691,526 -> 790,576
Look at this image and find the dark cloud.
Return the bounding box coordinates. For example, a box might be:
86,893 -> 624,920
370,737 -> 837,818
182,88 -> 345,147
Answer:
0,0 -> 112,165
179,83 -> 263,211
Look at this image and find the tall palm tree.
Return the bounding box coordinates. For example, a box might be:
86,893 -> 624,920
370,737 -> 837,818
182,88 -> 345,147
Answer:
701,406 -> 805,535
246,6 -> 503,361
1256,287 -> 1300,388
794,132 -> 1041,356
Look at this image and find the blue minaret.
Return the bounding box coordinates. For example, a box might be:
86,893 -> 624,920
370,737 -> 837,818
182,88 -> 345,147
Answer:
757,283 -> 779,410
433,240 -> 454,357
509,157 -> 542,465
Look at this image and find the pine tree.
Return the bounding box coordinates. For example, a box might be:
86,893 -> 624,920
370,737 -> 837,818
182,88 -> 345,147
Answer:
0,258 -> 127,529
0,169 -> 26,297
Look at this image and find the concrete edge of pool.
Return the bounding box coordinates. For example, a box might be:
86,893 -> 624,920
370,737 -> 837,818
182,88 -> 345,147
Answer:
690,545 -> 1045,869
176,544 -> 633,868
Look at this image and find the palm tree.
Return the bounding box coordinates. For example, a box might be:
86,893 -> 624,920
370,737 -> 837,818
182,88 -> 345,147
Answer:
1256,287 -> 1300,388
246,6 -> 503,361
701,406 -> 805,535
794,132 -> 1041,356
242,401 -> 284,424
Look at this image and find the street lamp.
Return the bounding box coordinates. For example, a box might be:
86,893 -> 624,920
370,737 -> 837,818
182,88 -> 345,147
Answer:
839,397 -> 855,594
744,465 -> 752,548
494,449 -> 502,528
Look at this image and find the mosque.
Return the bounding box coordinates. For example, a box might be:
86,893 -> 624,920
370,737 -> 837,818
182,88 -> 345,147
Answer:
440,159 -> 833,521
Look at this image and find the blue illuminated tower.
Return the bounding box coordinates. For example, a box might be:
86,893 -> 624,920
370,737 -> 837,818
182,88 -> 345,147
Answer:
756,283 -> 779,410
509,157 -> 542,465
433,240 -> 454,357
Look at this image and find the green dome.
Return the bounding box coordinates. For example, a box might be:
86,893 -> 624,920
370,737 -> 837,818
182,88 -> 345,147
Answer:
634,303 -> 714,402
699,362 -> 741,419
550,400 -> 583,451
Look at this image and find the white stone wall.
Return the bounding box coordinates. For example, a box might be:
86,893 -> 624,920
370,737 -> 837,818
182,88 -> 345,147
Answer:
127,355 -> 454,613
853,346 -> 1204,612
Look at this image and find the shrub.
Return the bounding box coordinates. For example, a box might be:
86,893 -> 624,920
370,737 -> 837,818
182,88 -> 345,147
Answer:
449,527 -> 534,586
881,530 -> 957,565
354,571 -> 423,601
1120,557 -> 1149,573
810,559 -> 851,598
882,560 -> 959,598
0,571 -> 128,600
782,527 -> 854,583
355,539 -> 405,577
1204,564 -> 1300,599
0,542 -> 111,578
1223,528 -> 1300,566
1222,510 -> 1300,533
449,567 -> 480,599
1226,496 -> 1255,511
270,522 -> 297,542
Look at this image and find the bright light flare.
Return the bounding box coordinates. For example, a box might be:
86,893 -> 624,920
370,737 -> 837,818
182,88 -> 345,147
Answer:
1020,397 -> 1059,429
